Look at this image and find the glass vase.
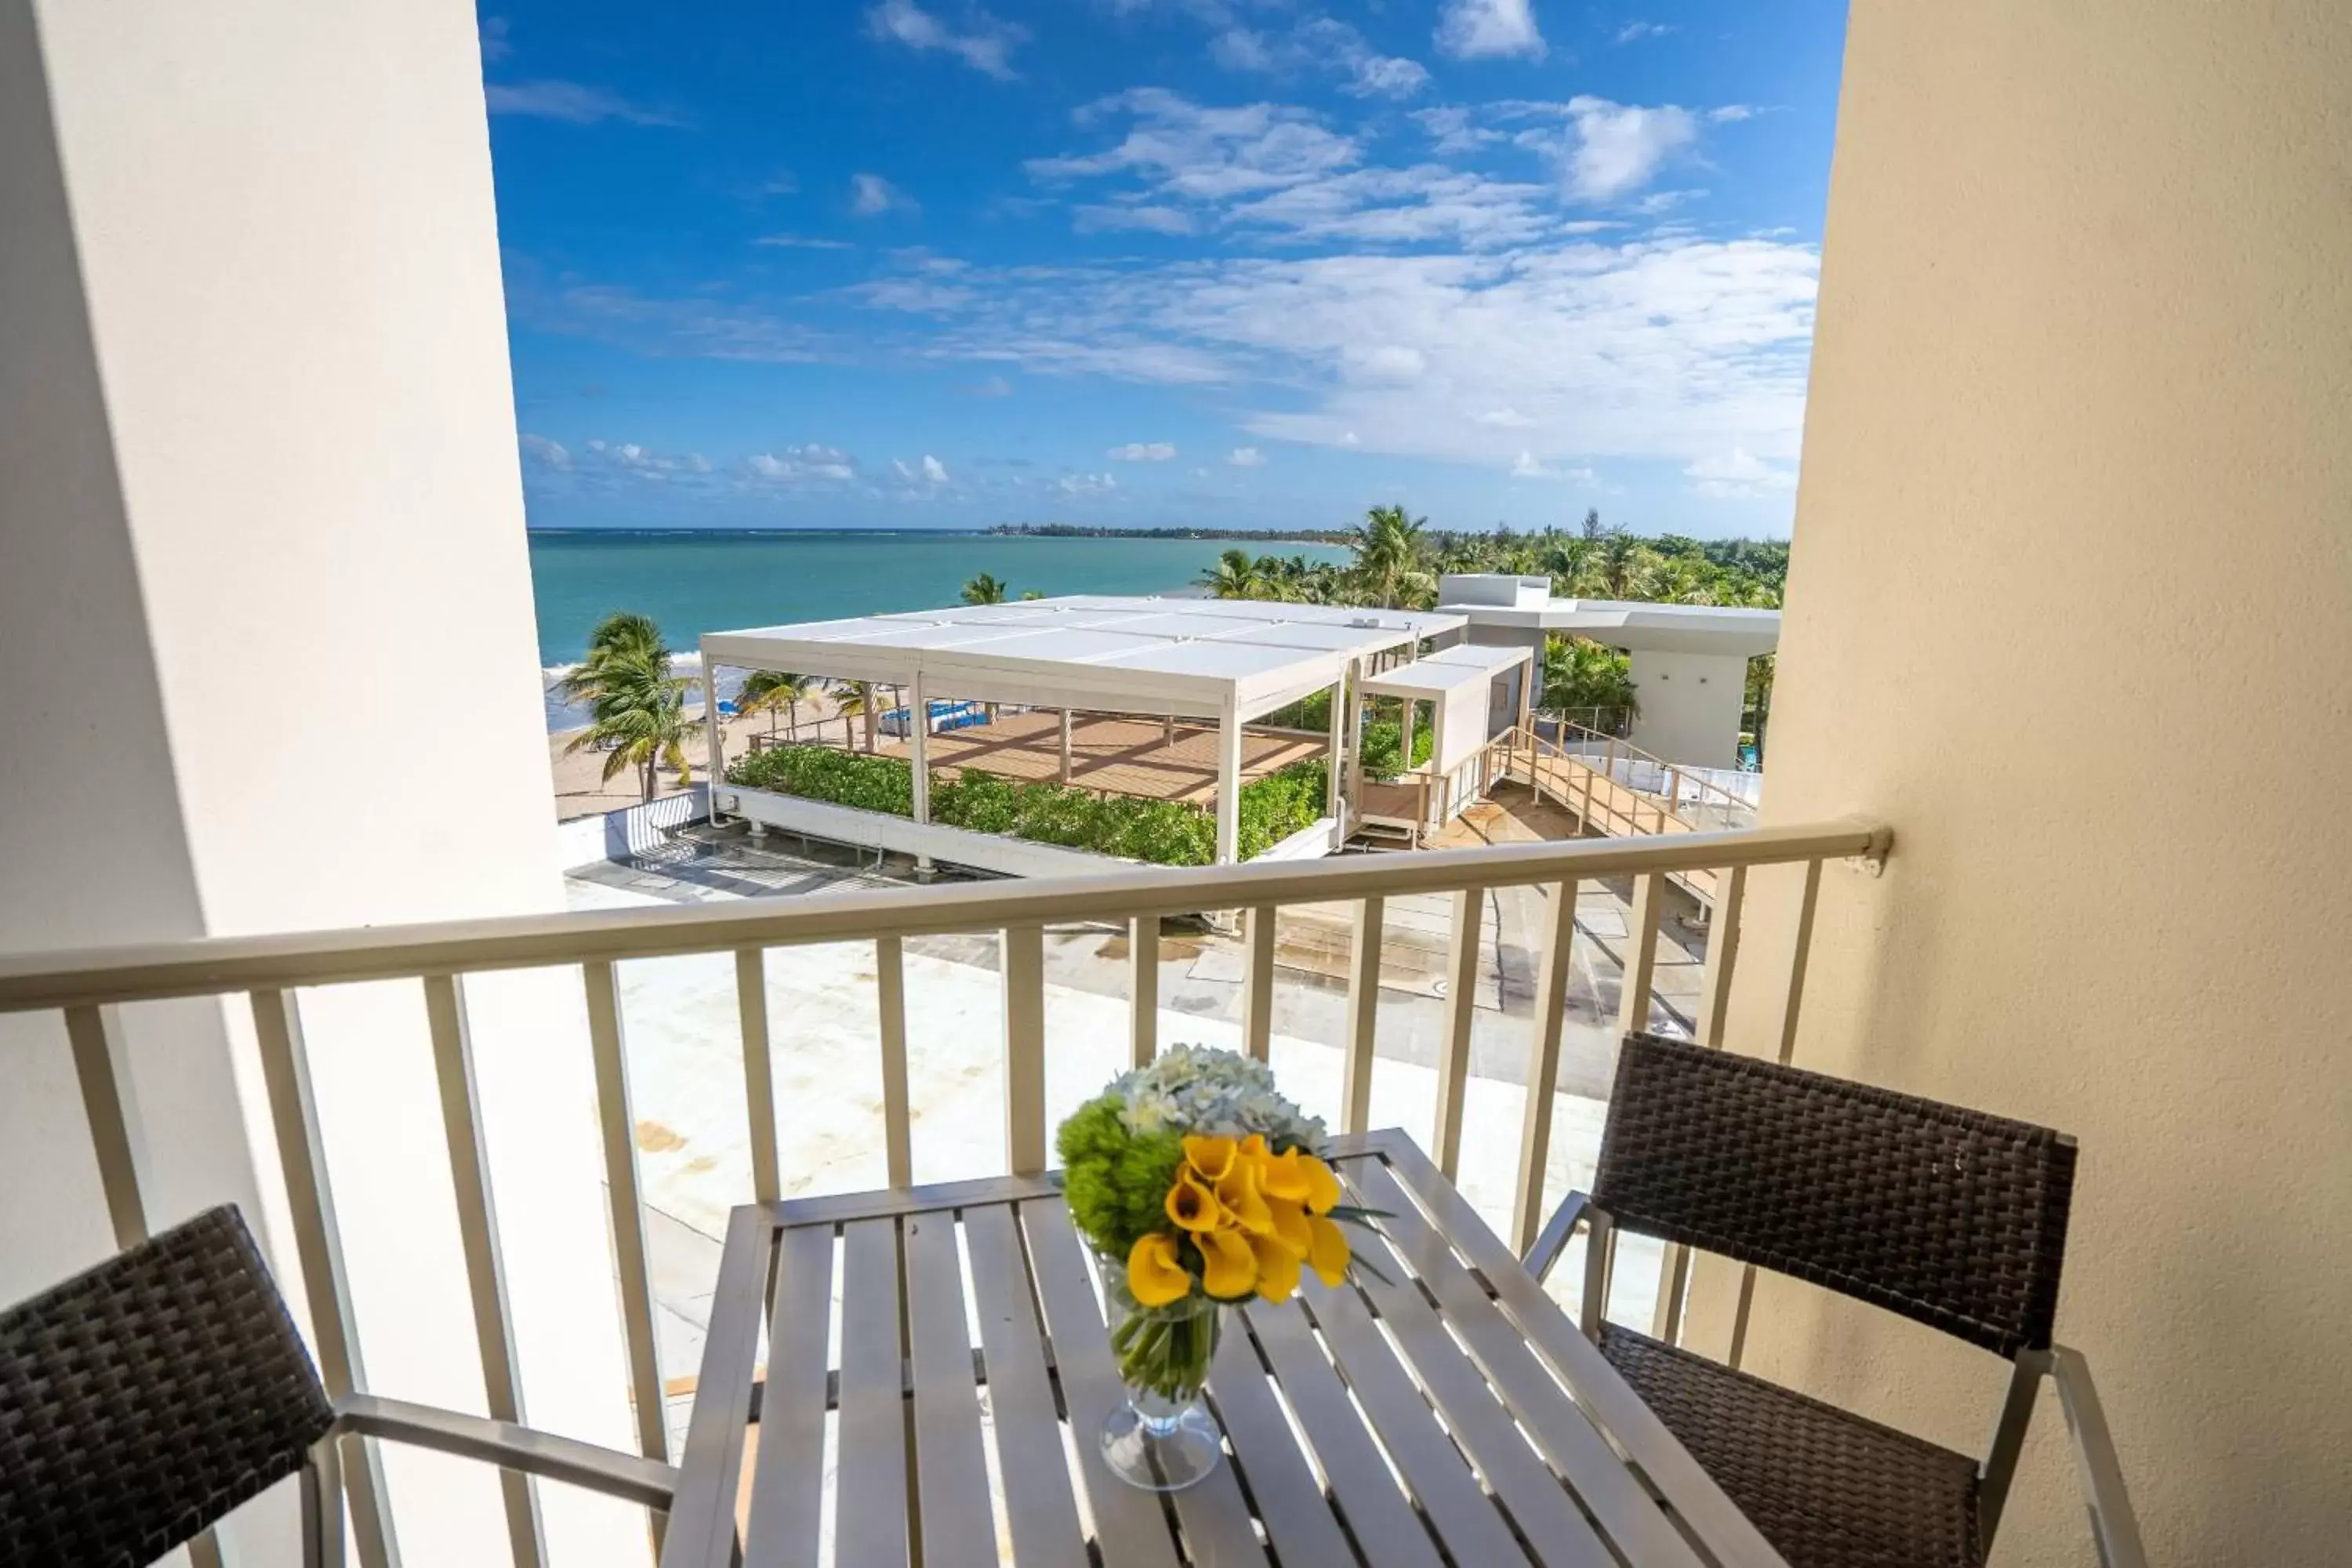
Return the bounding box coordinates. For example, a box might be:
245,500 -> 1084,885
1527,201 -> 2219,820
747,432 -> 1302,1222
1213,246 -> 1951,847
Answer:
1099,1267 -> 1225,1491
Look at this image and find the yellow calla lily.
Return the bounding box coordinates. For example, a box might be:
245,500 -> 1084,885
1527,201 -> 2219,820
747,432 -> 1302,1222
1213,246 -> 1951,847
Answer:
1247,1231 -> 1304,1302
1305,1214 -> 1352,1287
1215,1159 -> 1274,1235
1181,1134 -> 1237,1182
1255,1144 -> 1312,1203
1196,1226 -> 1259,1299
1300,1153 -> 1342,1216
1165,1171 -> 1223,1232
1264,1197 -> 1312,1258
1127,1233 -> 1193,1307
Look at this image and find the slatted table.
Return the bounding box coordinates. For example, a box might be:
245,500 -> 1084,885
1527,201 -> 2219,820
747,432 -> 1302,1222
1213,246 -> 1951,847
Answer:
659,1128 -> 1791,1568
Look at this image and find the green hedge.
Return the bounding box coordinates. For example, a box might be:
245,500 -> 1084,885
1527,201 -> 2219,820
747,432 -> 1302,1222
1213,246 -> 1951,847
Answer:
1359,719 -> 1434,780
727,745 -> 1330,867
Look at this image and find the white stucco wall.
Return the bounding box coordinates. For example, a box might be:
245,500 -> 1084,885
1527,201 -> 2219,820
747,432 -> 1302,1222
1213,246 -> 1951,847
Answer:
1626,650 -> 1748,768
1697,5 -> 2352,1564
2,4 -> 640,1563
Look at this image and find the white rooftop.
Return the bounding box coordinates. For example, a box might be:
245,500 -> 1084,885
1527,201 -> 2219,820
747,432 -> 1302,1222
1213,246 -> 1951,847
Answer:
702,596 -> 1467,720
1436,573 -> 1780,656
1360,641 -> 1534,699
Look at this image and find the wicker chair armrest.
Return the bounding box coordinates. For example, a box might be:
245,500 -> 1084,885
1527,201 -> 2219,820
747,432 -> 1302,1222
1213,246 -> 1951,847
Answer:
332,1394 -> 677,1511
2048,1346 -> 2148,1568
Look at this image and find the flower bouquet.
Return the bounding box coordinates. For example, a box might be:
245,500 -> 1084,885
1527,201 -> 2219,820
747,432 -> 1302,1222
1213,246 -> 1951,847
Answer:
1056,1044 -> 1383,1490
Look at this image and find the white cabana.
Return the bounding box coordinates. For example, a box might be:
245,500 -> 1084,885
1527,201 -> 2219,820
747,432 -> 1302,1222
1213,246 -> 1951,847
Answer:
702,596 -> 1465,864
1358,641 -> 1536,833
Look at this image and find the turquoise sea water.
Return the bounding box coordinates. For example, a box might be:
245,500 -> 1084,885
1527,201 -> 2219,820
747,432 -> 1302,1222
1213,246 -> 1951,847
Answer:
528,530 -> 1347,664
530,530 -> 1349,728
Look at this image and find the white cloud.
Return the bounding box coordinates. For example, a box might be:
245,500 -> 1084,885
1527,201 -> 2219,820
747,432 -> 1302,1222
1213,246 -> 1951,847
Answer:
851,173 -> 916,217
865,0 -> 1025,80
1228,446 -> 1268,467
1056,472 -> 1119,495
921,454 -> 950,483
479,16 -> 513,62
519,433 -> 570,469
1615,20 -> 1675,43
965,374 -> 1015,397
1555,96 -> 1700,201
1210,17 -> 1430,100
1510,450 -> 1549,477
1109,441 -> 1178,461
1075,203 -> 1200,235
1684,448 -> 1797,498
1031,89 -> 1554,250
756,234 -> 855,251
483,80 -> 681,126
748,445 -> 859,483
1474,408 -> 1535,428
1436,0 -> 1545,60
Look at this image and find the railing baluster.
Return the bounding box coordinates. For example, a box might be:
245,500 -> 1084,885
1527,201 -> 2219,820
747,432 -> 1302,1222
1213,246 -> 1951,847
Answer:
734,949 -> 779,1206
875,936 -> 913,1187
1000,924 -> 1047,1175
1341,897 -> 1383,1134
1696,865 -> 1748,1048
1777,858 -> 1824,1064
1432,887 -> 1484,1178
580,961 -> 670,1509
64,1003 -> 229,1568
1615,873 -> 1664,1036
251,989 -> 401,1568
64,1004 -> 150,1247
420,973 -> 546,1568
1240,903 -> 1277,1062
1511,880 -> 1581,1254
1128,915 -> 1158,1069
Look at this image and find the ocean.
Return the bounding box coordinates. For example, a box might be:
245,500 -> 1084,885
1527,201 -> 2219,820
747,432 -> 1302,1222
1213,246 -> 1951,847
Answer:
532,529 -> 1351,729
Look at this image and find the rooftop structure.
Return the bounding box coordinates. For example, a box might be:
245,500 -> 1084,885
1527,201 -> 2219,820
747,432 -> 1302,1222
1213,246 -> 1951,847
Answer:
1437,575 -> 1780,769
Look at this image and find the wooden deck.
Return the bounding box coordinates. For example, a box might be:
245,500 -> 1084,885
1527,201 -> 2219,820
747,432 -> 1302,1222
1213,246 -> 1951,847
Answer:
871,710 -> 1325,804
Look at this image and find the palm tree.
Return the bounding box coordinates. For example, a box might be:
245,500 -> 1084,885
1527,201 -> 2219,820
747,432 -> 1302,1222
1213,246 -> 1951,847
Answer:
559,614 -> 699,803
963,573 -> 1009,605
832,679 -> 878,751
735,670 -> 815,739
1345,505 -> 1430,608
1198,548 -> 1259,599
1540,635 -> 1640,728
1596,531 -> 1657,600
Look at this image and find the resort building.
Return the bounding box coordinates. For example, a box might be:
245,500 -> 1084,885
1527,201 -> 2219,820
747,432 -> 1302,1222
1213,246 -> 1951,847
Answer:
1439,574 -> 1780,770
2,5 -> 2346,1568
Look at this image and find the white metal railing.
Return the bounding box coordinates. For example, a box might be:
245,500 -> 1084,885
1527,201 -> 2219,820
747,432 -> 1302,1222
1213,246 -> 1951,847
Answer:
0,818 -> 1886,1567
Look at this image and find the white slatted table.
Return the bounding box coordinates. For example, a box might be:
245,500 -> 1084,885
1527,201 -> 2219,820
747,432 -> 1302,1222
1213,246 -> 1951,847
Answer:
659,1129 -> 1791,1568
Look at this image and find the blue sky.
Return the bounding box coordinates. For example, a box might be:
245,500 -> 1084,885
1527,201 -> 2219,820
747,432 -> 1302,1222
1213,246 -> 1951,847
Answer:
484,0 -> 1846,536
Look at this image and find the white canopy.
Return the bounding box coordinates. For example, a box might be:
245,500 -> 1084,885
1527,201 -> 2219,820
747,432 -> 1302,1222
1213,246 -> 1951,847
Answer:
702,595 -> 1467,722
1358,641 -> 1534,700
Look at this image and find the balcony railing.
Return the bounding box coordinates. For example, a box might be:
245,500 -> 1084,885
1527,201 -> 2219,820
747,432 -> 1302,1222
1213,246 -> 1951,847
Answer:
0,816 -> 1886,1567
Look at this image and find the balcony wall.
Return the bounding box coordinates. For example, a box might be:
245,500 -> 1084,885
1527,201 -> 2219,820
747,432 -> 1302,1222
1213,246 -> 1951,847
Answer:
1706,2 -> 2352,1563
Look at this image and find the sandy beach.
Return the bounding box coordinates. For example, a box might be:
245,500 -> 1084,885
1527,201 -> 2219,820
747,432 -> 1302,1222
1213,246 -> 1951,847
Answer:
550,687 -> 852,822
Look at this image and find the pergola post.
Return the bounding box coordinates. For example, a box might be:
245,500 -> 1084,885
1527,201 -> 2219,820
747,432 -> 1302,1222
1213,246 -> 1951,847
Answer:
1399,696 -> 1417,782
1164,714 -> 1176,749
1214,699 -> 1243,865
702,651 -> 724,826
1427,699 -> 1446,830
1326,671 -> 1347,849
862,688 -> 876,755
909,672 -> 930,825
1059,710 -> 1073,786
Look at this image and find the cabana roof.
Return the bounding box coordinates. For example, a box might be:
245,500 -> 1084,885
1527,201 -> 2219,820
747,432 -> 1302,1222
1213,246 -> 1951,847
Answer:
1359,641 -> 1534,699
702,595 -> 1467,721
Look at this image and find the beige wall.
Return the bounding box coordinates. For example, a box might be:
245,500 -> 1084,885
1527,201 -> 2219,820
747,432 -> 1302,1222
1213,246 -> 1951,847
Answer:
3,2 -> 643,1563
1707,3 -> 2352,1563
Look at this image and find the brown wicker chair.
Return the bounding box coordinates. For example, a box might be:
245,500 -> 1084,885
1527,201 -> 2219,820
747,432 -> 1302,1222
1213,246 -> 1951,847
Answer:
1527,1033 -> 2145,1568
0,1205 -> 673,1567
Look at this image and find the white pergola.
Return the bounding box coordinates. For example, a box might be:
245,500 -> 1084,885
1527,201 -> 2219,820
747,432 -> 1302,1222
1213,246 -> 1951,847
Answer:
701,595 -> 1466,863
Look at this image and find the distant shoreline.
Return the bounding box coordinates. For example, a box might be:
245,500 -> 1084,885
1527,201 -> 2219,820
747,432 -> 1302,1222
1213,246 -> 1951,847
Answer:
527,525 -> 1346,543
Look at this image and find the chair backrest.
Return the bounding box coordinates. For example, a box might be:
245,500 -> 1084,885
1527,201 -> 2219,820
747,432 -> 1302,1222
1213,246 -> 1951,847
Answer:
1593,1033 -> 2075,1357
0,1205 -> 336,1566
